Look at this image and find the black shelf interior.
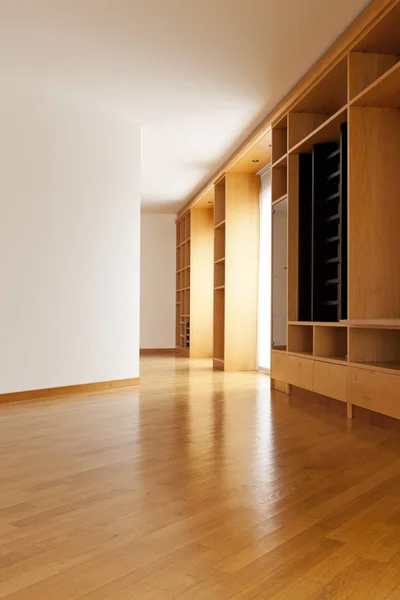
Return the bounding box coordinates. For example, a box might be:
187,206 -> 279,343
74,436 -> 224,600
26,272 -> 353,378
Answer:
298,123 -> 347,322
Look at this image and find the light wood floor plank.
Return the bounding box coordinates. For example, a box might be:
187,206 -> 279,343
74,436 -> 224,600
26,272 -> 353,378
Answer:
0,356 -> 400,599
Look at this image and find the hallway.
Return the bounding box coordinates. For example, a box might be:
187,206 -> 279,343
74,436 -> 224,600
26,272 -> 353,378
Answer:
1,356 -> 400,599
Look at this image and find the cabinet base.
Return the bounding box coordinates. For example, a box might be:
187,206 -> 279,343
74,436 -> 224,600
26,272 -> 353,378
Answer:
271,380 -> 400,434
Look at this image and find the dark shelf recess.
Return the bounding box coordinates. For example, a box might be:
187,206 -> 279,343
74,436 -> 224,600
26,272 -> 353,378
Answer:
298,123 -> 348,323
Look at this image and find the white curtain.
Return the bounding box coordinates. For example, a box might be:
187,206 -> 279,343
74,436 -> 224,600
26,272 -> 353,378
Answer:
257,168 -> 272,371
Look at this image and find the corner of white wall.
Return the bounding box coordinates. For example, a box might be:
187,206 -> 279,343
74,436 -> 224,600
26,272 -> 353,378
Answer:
0,85 -> 141,393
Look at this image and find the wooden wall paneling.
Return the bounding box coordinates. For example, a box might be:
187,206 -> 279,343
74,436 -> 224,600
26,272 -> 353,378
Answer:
287,154 -> 299,322
348,51 -> 399,100
190,208 -> 214,358
224,173 -> 260,371
348,106 -> 400,318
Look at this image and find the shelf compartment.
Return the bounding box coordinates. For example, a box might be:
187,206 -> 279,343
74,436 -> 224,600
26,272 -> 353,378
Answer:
349,328 -> 400,372
349,51 -> 399,101
314,326 -> 347,362
213,288 -> 225,360
214,261 -> 225,288
288,324 -> 313,355
272,193 -> 287,206
184,267 -> 190,288
179,219 -> 185,245
214,220 -> 226,229
289,106 -> 348,154
351,60 -> 400,108
213,358 -> 225,371
185,213 -> 191,240
272,114 -> 288,164
351,3 -> 400,56
272,165 -> 287,202
291,57 -> 348,116
184,240 -> 190,269
214,177 -> 226,226
272,153 -> 288,169
214,225 -> 225,263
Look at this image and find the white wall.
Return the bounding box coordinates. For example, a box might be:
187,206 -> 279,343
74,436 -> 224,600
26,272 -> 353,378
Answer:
0,85 -> 141,393
140,214 -> 176,349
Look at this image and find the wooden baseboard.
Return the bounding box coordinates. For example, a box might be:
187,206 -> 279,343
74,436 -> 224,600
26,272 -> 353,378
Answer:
0,378 -> 140,405
140,348 -> 177,355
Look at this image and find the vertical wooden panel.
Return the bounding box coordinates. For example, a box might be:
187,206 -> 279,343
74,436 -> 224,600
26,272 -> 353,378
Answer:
190,208 -> 214,358
348,106 -> 400,318
224,173 -> 260,371
287,154 -> 299,321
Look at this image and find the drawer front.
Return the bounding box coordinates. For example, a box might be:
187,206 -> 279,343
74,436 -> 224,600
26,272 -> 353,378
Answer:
314,361 -> 348,402
349,367 -> 400,420
287,356 -> 314,391
271,351 -> 287,382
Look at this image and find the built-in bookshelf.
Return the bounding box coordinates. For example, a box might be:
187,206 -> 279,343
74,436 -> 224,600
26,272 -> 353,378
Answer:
175,213 -> 191,356
212,173 -> 260,371
175,0 -> 400,427
269,0 -> 400,424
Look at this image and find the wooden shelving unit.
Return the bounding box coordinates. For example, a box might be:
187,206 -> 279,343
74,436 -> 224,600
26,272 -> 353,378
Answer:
175,204 -> 214,358
269,0 -> 400,425
175,0 -> 400,428
213,173 -> 260,371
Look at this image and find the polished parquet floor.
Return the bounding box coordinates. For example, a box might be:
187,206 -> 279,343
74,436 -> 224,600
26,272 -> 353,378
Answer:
1,356 -> 400,599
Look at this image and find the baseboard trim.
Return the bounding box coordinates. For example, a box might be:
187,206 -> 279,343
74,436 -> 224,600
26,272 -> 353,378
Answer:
140,348 -> 177,355
0,378 -> 140,405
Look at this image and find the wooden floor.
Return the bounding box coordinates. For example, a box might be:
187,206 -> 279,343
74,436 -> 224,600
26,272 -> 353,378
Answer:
1,357 -> 400,599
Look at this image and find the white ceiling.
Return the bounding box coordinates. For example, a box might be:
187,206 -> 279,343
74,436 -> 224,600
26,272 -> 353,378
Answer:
0,0 -> 370,213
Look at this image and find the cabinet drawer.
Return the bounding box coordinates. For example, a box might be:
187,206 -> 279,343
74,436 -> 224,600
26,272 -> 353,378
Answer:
287,356 -> 314,391
314,361 -> 348,402
271,351 -> 287,382
349,367 -> 400,420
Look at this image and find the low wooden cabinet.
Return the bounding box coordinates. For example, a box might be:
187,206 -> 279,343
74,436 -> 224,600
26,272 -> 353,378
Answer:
349,367 -> 400,420
271,351 -> 287,382
287,356 -> 314,391
314,361 -> 347,402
